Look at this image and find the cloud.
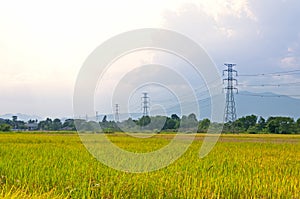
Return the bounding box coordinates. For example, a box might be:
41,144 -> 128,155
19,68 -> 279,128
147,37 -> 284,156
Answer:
94,50 -> 208,115
1,0 -> 300,117
163,1 -> 300,70
197,0 -> 257,21
280,33 -> 300,69
280,56 -> 300,69
160,0 -> 300,100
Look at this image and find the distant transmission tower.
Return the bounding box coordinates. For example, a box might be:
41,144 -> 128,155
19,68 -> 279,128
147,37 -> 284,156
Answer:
96,111 -> 99,121
141,92 -> 150,116
115,104 -> 120,122
223,63 -> 238,123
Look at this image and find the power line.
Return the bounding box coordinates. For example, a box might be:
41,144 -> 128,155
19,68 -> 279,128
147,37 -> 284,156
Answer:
237,92 -> 300,98
239,81 -> 300,87
150,78 -> 222,104
239,69 -> 300,77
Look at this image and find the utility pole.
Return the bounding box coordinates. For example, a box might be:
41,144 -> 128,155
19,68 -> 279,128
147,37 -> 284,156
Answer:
115,104 -> 120,122
223,63 -> 238,123
141,92 -> 150,117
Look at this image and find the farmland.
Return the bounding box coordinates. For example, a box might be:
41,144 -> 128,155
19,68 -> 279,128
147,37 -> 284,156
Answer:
0,133 -> 299,198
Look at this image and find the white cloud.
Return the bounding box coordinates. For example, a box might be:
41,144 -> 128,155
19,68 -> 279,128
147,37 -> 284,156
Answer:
1,0 -> 300,117
189,0 -> 257,22
280,56 -> 300,69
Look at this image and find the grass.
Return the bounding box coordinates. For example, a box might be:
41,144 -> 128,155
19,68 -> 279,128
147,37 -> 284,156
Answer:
0,133 -> 299,198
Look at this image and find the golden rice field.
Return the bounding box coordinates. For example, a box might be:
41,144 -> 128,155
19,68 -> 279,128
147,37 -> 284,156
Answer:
0,133 -> 299,198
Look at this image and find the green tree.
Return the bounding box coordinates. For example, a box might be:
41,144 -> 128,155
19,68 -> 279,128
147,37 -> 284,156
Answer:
188,113 -> 197,121
38,118 -> 53,130
257,116 -> 266,131
266,117 -> 295,134
198,118 -> 211,133
12,116 -> 17,122
244,115 -> 257,130
102,115 -> 107,123
62,119 -> 76,130
164,117 -> 176,130
181,114 -> 198,130
232,115 -> 257,133
137,116 -> 151,127
118,117 -> 136,131
296,118 -> 300,133
12,116 -> 18,129
171,114 -> 180,121
52,118 -> 62,131
0,124 -> 11,132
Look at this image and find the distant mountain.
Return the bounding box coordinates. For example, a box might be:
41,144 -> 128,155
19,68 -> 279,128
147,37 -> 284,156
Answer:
1,91 -> 299,122
235,91 -> 300,119
164,91 -> 300,120
0,113 -> 42,121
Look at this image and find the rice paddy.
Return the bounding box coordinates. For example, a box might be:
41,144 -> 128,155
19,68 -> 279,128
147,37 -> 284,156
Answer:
0,133 -> 299,198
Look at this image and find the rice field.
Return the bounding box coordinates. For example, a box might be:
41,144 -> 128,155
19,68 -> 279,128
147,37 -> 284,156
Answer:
0,133 -> 299,198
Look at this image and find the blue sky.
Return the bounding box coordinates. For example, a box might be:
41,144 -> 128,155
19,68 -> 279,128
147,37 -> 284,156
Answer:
0,0 -> 299,118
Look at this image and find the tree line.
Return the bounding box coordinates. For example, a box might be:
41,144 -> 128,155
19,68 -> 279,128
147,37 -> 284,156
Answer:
0,114 -> 300,134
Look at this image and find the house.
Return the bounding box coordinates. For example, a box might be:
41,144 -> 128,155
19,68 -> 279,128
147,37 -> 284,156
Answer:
26,122 -> 38,131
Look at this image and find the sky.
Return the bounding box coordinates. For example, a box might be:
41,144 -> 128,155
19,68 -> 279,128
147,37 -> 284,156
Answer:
0,0 -> 300,119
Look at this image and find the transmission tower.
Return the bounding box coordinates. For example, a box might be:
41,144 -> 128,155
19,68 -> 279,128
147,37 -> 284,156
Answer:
141,92 -> 150,116
223,63 -> 238,123
115,104 -> 120,122
96,111 -> 99,121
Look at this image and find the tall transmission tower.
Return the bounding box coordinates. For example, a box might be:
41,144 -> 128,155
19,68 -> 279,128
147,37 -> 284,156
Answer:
141,92 -> 150,117
96,111 -> 99,121
115,104 -> 120,122
223,63 -> 238,123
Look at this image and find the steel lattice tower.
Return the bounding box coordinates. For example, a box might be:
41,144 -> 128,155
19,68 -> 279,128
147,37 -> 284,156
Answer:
141,92 -> 150,116
223,63 -> 238,123
96,111 -> 99,121
115,104 -> 120,122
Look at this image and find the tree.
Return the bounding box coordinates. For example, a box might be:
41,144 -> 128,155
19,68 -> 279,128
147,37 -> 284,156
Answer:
295,118 -> 300,134
171,114 -> 180,121
28,119 -> 37,124
244,115 -> 257,130
12,116 -> 18,129
74,119 -> 88,132
232,119 -> 245,132
118,117 -> 136,131
198,118 -> 211,133
233,115 -> 257,132
0,124 -> 11,132
38,118 -> 53,130
164,117 -> 176,130
188,113 -> 197,121
137,116 -> 151,127
62,119 -> 76,130
266,117 -> 296,134
180,114 -> 198,130
145,116 -> 167,131
12,116 -> 17,122
257,116 -> 266,131
296,118 -> 300,133
52,118 -> 62,131
102,115 -> 107,123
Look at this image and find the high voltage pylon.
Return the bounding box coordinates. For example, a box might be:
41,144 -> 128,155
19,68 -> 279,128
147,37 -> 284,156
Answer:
141,92 -> 150,117
96,111 -> 99,121
115,104 -> 120,122
223,63 -> 238,123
